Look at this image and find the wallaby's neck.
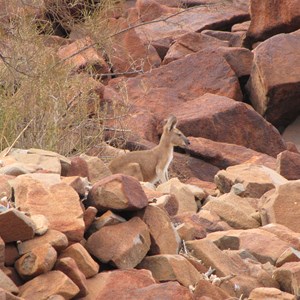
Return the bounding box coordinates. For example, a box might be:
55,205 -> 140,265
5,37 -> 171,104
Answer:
156,131 -> 173,152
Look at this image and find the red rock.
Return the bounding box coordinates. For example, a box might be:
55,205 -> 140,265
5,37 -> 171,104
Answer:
136,0 -> 179,22
163,32 -> 228,65
13,177 -> 85,242
137,254 -> 201,287
82,269 -> 156,300
4,243 -> 19,267
86,217 -> 150,269
174,94 -> 286,157
86,174 -> 148,211
247,32 -> 300,128
59,243 -> 99,279
135,1 -> 249,42
203,29 -> 246,47
219,46 -> 253,78
105,17 -> 161,76
108,49 -> 243,122
276,150 -> 300,180
138,205 -> 180,254
18,270 -> 79,300
67,156 -> 89,178
55,257 -> 88,297
188,136 -> 276,170
171,212 -> 207,240
246,0 -> 300,43
15,243 -> 57,280
171,152 -> 220,183
57,37 -> 110,75
17,229 -> 68,255
260,181 -> 300,234
0,209 -> 35,243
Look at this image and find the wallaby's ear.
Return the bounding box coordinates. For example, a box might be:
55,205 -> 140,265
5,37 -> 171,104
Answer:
166,115 -> 177,131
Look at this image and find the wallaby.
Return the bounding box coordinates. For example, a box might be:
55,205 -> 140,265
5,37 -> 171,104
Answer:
108,115 -> 190,184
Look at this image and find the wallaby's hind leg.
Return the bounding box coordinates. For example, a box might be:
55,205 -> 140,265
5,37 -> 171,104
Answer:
121,163 -> 144,181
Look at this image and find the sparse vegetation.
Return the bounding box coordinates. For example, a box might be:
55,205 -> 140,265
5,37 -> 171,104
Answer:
0,0 -> 129,156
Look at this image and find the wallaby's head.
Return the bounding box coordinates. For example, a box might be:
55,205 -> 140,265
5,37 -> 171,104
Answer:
162,115 -> 190,147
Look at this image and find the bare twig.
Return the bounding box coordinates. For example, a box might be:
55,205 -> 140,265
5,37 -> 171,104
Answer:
1,118 -> 33,158
54,1 -> 226,67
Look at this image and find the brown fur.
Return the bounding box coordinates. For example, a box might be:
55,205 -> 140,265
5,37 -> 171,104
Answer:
108,115 -> 190,184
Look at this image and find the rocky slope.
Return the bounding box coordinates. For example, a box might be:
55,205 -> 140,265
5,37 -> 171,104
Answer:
1,0 -> 300,299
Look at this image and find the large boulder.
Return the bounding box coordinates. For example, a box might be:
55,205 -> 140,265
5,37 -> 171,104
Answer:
86,174 -> 148,212
107,49 -> 243,122
13,176 -> 85,242
174,93 -> 286,157
246,0 -> 300,43
86,217 -> 151,269
188,136 -> 276,169
18,271 -> 80,300
135,0 -> 249,42
247,32 -> 300,128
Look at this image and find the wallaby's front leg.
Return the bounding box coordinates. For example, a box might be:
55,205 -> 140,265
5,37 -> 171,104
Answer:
156,166 -> 168,184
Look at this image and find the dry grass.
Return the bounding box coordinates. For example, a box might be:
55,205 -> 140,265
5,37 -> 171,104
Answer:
0,0 -> 129,156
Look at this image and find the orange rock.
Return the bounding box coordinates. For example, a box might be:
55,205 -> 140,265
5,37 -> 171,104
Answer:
194,279 -> 232,300
82,269 -> 156,300
19,271 -> 79,300
137,254 -> 201,287
261,181 -> 300,234
86,217 -> 150,269
246,0 -> 300,43
138,205 -> 181,254
0,236 -> 4,267
17,229 -> 68,255
55,257 -> 88,297
15,243 -> 57,280
59,243 -> 99,279
13,176 -> 85,242
86,174 -> 148,211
